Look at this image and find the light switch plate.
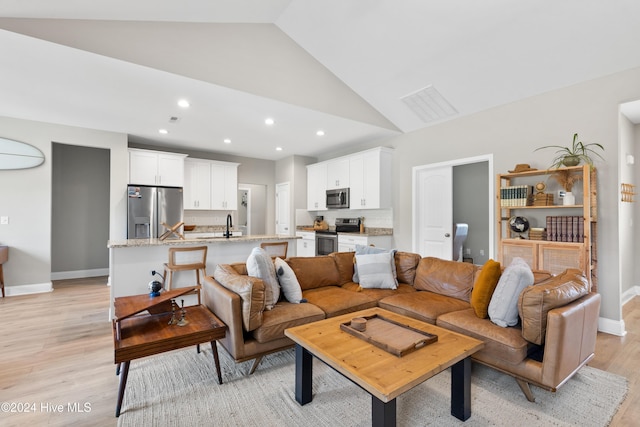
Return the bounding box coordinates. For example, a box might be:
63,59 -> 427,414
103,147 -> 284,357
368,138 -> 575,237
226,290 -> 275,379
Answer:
0,216 -> 8,225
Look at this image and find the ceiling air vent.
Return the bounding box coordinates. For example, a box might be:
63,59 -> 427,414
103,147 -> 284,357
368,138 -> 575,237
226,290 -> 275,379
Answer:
400,85 -> 457,123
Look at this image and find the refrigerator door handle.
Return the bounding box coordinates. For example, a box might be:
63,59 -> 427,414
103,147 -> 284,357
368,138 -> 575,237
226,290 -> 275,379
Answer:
152,188 -> 159,238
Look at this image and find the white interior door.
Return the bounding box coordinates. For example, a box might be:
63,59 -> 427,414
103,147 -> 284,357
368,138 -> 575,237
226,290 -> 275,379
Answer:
275,182 -> 291,235
413,165 -> 453,259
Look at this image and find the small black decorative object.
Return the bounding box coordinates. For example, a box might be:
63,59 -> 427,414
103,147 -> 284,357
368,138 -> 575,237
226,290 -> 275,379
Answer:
148,270 -> 164,297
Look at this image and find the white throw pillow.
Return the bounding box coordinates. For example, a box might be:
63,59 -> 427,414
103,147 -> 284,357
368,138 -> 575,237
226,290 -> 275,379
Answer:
274,257 -> 305,303
355,252 -> 398,289
488,257 -> 534,327
246,247 -> 280,310
352,244 -> 397,283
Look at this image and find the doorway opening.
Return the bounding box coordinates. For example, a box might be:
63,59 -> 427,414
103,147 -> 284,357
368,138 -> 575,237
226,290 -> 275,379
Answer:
51,143 -> 110,280
412,154 -> 493,264
238,183 -> 267,236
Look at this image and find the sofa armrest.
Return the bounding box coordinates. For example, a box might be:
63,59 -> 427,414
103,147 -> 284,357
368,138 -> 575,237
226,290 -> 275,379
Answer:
202,276 -> 248,361
539,292 -> 601,388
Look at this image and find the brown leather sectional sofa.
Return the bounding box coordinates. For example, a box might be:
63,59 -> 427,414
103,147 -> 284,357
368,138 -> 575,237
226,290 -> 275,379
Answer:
202,251 -> 601,401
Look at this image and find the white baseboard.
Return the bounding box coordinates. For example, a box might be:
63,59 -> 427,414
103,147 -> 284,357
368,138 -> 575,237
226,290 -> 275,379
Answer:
50,268 -> 109,281
598,316 -> 627,337
622,285 -> 640,306
4,282 -> 53,296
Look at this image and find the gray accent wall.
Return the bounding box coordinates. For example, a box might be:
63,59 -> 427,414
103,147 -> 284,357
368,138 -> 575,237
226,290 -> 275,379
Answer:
453,162 -> 490,265
51,143 -> 110,276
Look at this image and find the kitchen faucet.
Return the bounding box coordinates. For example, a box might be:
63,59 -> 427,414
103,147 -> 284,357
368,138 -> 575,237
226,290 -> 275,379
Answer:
224,213 -> 233,238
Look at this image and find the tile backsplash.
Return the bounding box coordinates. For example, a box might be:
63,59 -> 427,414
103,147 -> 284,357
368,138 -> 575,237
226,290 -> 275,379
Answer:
297,208 -> 393,229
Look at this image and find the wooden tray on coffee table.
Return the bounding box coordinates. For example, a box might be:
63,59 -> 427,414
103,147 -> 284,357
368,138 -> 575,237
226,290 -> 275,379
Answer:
340,314 -> 438,357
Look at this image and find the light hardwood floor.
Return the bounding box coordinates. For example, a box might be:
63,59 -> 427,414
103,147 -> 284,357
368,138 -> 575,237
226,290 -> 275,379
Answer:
0,278 -> 637,426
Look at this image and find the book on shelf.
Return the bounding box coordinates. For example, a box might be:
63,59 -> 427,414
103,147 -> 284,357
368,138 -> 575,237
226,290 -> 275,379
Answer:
500,185 -> 533,207
544,216 -> 584,242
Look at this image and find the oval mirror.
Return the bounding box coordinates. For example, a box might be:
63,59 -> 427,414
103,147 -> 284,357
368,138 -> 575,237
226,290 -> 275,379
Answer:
0,137 -> 45,170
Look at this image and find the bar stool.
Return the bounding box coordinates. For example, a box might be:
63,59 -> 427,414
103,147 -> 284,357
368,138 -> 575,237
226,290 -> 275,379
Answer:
162,246 -> 208,305
260,241 -> 288,259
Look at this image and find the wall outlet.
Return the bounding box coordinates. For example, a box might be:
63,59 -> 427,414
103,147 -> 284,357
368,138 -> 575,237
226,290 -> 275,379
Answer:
0,216 -> 8,225
479,249 -> 485,256
465,247 -> 471,255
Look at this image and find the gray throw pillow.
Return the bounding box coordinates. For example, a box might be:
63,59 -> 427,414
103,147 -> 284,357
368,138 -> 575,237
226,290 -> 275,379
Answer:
488,257 -> 534,327
355,252 -> 398,289
352,244 -> 397,283
246,247 -> 280,310
274,257 -> 305,303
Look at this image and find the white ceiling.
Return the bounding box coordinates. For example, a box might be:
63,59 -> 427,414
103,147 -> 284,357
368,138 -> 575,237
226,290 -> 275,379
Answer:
1,0 -> 640,161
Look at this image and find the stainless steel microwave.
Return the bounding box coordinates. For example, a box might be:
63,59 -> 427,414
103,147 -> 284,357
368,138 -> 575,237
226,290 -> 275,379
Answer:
326,188 -> 350,209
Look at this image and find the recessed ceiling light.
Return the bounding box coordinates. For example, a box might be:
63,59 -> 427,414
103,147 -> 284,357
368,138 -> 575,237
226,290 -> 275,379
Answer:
265,118 -> 275,126
223,139 -> 231,144
316,130 -> 325,136
158,129 -> 169,134
177,99 -> 190,108
276,147 -> 283,151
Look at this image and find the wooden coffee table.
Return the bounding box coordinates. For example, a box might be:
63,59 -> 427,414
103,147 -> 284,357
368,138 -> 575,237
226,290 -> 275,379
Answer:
284,307 -> 484,426
113,287 -> 227,417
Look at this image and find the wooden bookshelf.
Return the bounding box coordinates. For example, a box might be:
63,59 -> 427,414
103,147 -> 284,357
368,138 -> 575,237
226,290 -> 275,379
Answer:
497,165 -> 597,290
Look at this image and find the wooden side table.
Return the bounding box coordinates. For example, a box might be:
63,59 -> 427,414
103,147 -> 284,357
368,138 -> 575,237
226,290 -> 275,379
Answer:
0,246 -> 8,298
113,287 -> 227,417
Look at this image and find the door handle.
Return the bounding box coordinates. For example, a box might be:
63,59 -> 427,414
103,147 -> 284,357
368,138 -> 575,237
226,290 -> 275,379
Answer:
445,233 -> 451,237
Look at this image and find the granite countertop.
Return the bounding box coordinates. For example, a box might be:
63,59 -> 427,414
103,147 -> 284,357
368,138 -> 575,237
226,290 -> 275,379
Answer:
108,234 -> 299,248
295,226 -> 393,237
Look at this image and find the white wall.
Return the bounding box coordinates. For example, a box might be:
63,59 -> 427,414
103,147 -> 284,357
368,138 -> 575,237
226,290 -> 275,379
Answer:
0,116 -> 128,291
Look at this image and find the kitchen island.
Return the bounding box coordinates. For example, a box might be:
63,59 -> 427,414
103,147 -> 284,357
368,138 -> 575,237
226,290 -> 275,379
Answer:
107,235 -> 298,319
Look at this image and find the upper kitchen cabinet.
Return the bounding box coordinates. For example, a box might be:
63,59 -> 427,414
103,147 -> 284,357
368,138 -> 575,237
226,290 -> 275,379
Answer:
183,158 -> 239,210
307,147 -> 393,211
307,162 -> 327,210
349,147 -> 393,209
210,161 -> 239,210
129,149 -> 187,187
184,158 -> 212,210
326,157 -> 350,190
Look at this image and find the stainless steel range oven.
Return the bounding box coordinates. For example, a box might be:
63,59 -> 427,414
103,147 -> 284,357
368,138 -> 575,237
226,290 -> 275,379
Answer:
315,218 -> 361,256
315,230 -> 338,256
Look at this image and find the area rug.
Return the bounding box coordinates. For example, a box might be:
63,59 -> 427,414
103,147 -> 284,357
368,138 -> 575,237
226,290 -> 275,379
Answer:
117,346 -> 627,427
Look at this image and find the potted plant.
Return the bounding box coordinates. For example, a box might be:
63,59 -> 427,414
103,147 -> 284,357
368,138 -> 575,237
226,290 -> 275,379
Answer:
535,133 -> 604,169
551,169 -> 581,205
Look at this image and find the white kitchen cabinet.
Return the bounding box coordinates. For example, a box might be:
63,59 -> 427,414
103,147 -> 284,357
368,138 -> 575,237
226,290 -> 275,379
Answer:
183,158 -> 239,211
307,163 -> 327,211
326,157 -> 350,190
296,231 -> 316,257
129,149 -> 187,187
338,234 -> 392,252
211,161 -> 239,210
349,147 -> 393,209
306,147 -> 393,211
184,158 -> 212,209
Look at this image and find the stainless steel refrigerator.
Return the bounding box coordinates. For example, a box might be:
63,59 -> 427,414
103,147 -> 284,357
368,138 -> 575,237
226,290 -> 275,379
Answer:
127,185 -> 184,239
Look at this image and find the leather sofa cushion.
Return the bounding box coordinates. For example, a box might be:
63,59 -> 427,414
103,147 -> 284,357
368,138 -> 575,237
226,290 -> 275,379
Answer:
286,256 -> 340,290
341,282 -> 416,302
394,251 -> 421,285
518,269 -> 590,345
213,264 -> 265,332
413,257 -> 476,302
437,308 -> 532,365
379,291 -> 470,325
252,302 -> 325,344
302,286 -> 377,318
329,251 -> 356,285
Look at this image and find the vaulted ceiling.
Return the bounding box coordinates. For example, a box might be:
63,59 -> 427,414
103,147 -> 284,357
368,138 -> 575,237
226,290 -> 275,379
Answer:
1,1 -> 639,160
